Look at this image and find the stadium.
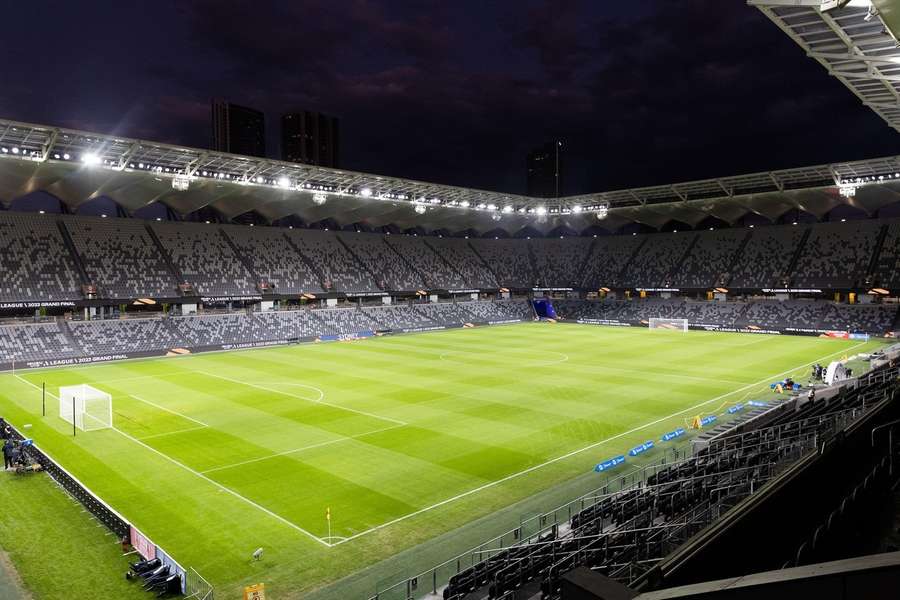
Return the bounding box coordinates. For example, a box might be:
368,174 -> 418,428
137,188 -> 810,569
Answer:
1,1 -> 900,600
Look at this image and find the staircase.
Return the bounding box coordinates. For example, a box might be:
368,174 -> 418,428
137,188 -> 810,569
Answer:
56,221 -> 93,295
382,236 -> 430,288
218,229 -> 262,290
525,240 -> 541,287
720,230 -> 754,287
615,236 -> 648,287
422,239 -> 469,288
145,224 -> 186,296
334,234 -> 382,291
466,240 -> 502,288
281,233 -> 329,292
666,232 -> 699,287
866,224 -> 890,287
783,226 -> 812,287
575,237 -> 598,288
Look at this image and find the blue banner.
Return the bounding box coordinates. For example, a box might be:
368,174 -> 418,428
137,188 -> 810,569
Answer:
628,440 -> 655,457
661,428 -> 685,442
594,455 -> 625,472
699,415 -> 717,427
727,404 -> 744,414
747,400 -> 768,407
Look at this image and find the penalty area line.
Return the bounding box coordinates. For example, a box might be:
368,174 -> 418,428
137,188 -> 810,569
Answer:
198,370 -> 408,426
11,372 -> 333,547
330,339 -> 870,546
111,426 -> 333,547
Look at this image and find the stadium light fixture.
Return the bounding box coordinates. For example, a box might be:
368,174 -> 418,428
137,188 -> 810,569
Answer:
571,205 -> 583,213
460,200 -> 470,208
0,147 -> 7,153
536,206 -> 547,215
360,187 -> 373,197
502,205 -> 513,213
82,153 -> 101,166
11,147 -> 20,154
277,177 -> 291,188
39,210 -> 45,214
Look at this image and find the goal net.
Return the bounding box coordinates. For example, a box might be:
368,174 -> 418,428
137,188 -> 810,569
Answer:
648,317 -> 689,332
59,385 -> 112,431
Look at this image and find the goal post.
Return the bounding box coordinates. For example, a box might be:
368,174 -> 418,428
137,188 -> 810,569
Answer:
59,385 -> 112,431
648,317 -> 689,332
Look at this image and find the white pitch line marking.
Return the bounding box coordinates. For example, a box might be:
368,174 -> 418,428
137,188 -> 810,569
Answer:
137,425 -> 209,441
198,370 -> 407,426
111,425 -> 333,547
9,376 -> 333,547
330,340 -> 870,545
439,350 -> 569,367
201,423 -> 406,474
129,394 -> 209,427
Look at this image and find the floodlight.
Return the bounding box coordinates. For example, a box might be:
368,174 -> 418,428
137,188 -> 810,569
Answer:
535,206 -> 547,215
502,205 -> 513,213
460,200 -> 470,208
82,153 -> 101,166
596,203 -> 609,219
571,205 -> 583,213
277,176 -> 291,188
360,187 -> 373,197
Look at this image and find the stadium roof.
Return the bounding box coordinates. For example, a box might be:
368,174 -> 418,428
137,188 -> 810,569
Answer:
1,117 -> 900,234
752,0 -> 900,132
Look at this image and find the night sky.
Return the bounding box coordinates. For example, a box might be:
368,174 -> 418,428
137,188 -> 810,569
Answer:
1,0 -> 897,196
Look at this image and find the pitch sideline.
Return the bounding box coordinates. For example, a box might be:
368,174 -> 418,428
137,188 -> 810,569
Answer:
329,339 -> 870,545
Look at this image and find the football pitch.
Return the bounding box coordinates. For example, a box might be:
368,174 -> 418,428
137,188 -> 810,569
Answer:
0,323 -> 885,598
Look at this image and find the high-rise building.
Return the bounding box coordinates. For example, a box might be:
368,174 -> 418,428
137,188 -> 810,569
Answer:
211,100 -> 266,157
281,111 -> 339,168
526,141 -> 563,198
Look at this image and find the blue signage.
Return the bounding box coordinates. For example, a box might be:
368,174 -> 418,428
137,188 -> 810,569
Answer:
747,400 -> 768,407
661,427 -> 686,442
727,404 -> 744,414
594,455 -> 625,472
699,415 -> 717,427
628,440 -> 655,457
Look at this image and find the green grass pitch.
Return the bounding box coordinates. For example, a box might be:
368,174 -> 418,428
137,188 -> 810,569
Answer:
0,323 -> 885,599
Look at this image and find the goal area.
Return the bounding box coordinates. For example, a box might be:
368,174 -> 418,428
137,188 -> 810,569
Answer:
59,385 -> 112,431
648,317 -> 689,332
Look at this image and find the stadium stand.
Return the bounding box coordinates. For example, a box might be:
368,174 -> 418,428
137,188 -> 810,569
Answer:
554,298 -> 897,334
469,238 -> 536,289
364,304 -> 437,330
619,232 -> 696,288
728,224 -> 806,289
458,300 -> 533,322
672,228 -> 748,289
580,235 -> 645,289
68,318 -> 182,355
425,237 -> 498,289
66,217 -> 178,299
0,212 -> 82,302
221,225 -> 324,294
792,220 -> 882,289
287,229 -> 376,293
874,219 -> 900,289
339,232 -> 425,291
313,306 -> 379,335
531,237 -> 593,288
152,222 -> 257,297
0,322 -> 80,362
385,235 -> 469,290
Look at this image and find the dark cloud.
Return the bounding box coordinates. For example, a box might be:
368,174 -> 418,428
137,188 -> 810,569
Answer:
0,0 -> 895,196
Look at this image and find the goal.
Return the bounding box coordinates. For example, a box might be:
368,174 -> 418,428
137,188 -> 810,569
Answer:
648,317 -> 689,332
59,385 -> 112,431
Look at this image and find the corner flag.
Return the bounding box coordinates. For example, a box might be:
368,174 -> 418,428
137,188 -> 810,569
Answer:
326,507 -> 331,521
